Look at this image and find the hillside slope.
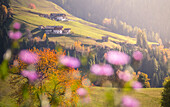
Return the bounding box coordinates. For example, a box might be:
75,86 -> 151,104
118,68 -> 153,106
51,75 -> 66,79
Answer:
51,0 -> 170,42
10,0 -> 156,48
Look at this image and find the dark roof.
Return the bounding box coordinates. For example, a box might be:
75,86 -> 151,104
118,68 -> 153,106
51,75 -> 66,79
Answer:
50,13 -> 66,17
44,26 -> 55,30
54,26 -> 63,29
64,28 -> 71,30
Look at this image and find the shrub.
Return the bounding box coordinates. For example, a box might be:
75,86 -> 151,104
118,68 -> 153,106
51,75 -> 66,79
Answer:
161,78 -> 170,107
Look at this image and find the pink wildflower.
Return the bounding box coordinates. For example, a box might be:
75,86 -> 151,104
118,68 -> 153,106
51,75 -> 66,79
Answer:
118,71 -> 132,82
132,81 -> 143,90
90,64 -> 114,76
8,31 -> 22,40
59,56 -> 80,68
133,51 -> 143,61
122,96 -> 140,107
105,51 -> 130,65
102,64 -> 114,76
77,88 -> 87,96
19,50 -> 39,64
13,22 -> 21,30
90,64 -> 103,76
21,70 -> 38,81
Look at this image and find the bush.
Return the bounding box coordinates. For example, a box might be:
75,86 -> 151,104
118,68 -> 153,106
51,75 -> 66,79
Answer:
161,79 -> 170,107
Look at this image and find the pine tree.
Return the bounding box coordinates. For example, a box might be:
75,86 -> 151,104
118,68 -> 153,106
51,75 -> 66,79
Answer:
142,30 -> 149,49
45,36 -> 49,47
136,30 -> 143,48
151,73 -> 159,87
136,30 -> 149,49
153,58 -> 159,72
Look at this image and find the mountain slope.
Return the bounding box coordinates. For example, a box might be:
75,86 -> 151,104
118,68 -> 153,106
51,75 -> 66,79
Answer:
51,0 -> 170,42
10,0 -> 156,48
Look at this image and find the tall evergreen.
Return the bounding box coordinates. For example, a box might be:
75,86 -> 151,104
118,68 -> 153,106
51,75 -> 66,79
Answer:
0,1 -> 12,64
151,73 -> 159,87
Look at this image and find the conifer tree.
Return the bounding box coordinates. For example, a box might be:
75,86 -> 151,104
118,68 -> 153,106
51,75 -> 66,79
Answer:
151,73 -> 159,87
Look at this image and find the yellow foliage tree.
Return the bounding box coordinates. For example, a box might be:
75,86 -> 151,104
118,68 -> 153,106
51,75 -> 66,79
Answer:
42,33 -> 47,41
103,18 -> 112,25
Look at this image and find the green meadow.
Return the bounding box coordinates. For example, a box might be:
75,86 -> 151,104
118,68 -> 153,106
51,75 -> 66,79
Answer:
11,0 -> 157,49
88,87 -> 163,107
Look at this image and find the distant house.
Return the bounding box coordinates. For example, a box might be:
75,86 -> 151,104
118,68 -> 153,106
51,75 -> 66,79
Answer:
43,26 -> 63,34
42,25 -> 72,35
102,36 -> 109,42
50,13 -> 67,21
44,26 -> 55,34
39,14 -> 50,18
63,28 -> 71,34
53,26 -> 63,34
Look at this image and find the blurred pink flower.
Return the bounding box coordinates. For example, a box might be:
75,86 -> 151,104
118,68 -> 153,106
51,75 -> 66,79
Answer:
90,64 -> 114,76
122,96 -> 140,107
8,31 -> 22,40
77,88 -> 87,96
133,51 -> 143,61
105,51 -> 130,65
132,81 -> 142,90
13,22 -> 21,30
21,70 -> 38,81
82,96 -> 91,103
59,56 -> 80,68
102,64 -> 114,76
90,64 -> 103,75
118,71 -> 132,82
19,50 -> 39,64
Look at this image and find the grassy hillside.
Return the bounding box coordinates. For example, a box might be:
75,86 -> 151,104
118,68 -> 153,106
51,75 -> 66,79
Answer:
10,0 -> 156,48
51,0 -> 170,42
88,87 -> 163,107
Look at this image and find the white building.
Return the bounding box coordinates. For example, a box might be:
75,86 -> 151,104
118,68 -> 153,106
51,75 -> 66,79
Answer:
53,26 -> 63,34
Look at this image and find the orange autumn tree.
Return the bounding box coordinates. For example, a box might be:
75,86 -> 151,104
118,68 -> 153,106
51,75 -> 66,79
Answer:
11,48 -> 82,106
28,3 -> 36,9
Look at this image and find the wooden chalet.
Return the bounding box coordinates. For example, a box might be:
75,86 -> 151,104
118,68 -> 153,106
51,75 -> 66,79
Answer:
50,13 -> 66,21
43,26 -> 63,34
63,28 -> 71,34
53,26 -> 63,34
44,26 -> 55,34
39,14 -> 50,18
